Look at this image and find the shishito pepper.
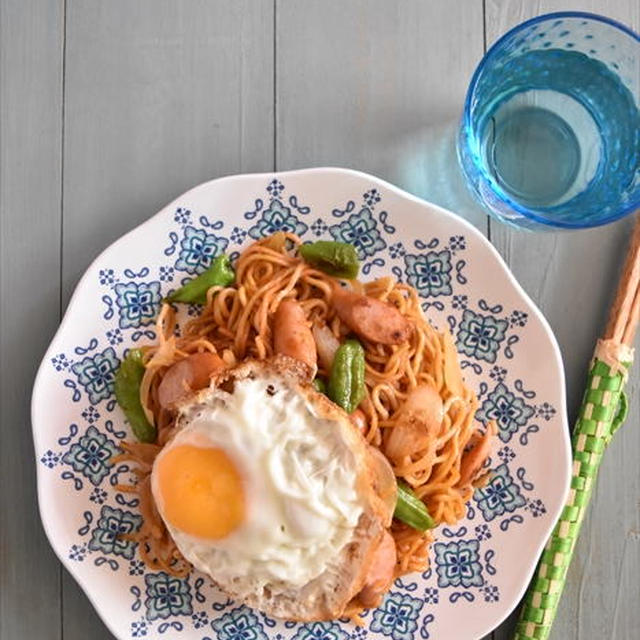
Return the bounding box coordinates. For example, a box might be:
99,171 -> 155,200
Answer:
114,348 -> 156,443
328,338 -> 365,413
394,482 -> 435,531
166,254 -> 235,304
299,241 -> 359,279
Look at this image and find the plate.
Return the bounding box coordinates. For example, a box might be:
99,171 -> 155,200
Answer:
32,168 -> 571,640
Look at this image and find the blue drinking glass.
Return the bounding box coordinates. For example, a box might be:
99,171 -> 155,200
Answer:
458,12 -> 640,230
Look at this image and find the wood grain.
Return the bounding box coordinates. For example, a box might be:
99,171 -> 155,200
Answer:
61,0 -> 274,305
60,1 -> 274,638
0,1 -> 64,639
276,0 -> 489,233
486,2 -> 640,639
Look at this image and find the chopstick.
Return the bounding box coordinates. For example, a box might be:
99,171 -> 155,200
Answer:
604,213 -> 640,346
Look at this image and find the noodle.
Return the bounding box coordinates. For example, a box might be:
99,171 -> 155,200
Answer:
117,233 -> 495,580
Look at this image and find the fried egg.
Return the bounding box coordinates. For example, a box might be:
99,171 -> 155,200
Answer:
150,358 -> 392,619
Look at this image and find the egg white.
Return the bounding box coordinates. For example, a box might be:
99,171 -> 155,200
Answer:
151,373 -> 365,591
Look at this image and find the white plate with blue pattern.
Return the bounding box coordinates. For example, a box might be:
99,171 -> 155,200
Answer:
32,168 -> 572,640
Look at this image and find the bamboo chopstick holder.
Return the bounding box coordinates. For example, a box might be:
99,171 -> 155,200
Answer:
515,213 -> 639,640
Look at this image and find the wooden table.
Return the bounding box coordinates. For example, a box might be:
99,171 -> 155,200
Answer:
1,1 -> 638,638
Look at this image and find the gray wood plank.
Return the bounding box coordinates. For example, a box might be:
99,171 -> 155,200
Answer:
60,1 -> 274,637
485,2 -> 640,639
0,1 -> 64,639
276,0 -> 489,233
61,0 -> 275,305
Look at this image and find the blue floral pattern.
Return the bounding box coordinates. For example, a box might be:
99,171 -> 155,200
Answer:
527,499 -> 547,518
291,622 -> 349,640
40,450 -> 61,468
145,572 -> 193,621
68,543 -> 87,561
433,540 -> 484,588
62,425 -> 119,485
38,175 -> 567,640
51,353 -> 71,371
480,585 -> 500,602
311,218 -> 328,236
404,249 -> 452,298
71,347 -> 120,404
106,328 -> 124,345
370,592 -> 424,640
211,606 -> 268,640
89,487 -> 108,504
329,207 -> 386,259
174,207 -> 191,225
131,619 -> 148,637
88,505 -> 142,559
175,225 -> 229,275
114,281 -> 162,329
476,383 -> 535,443
456,309 -> 508,364
248,199 -> 308,239
99,269 -> 116,285
474,464 -> 527,521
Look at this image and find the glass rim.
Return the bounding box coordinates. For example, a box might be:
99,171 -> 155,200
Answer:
463,11 -> 640,229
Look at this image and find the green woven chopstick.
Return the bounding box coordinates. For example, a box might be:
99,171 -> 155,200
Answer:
514,216 -> 640,640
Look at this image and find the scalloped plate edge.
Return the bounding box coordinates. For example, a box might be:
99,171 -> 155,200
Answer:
31,167 -> 572,640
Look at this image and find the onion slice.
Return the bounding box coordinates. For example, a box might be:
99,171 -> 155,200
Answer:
312,322 -> 340,371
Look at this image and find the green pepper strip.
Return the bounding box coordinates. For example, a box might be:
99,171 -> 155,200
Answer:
166,254 -> 235,304
114,348 -> 156,443
299,241 -> 359,279
327,339 -> 365,413
394,482 -> 435,531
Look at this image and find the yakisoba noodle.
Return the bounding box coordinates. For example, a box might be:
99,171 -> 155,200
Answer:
116,232 -> 496,578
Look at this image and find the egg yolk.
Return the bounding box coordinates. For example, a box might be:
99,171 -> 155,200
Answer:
156,445 -> 245,539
